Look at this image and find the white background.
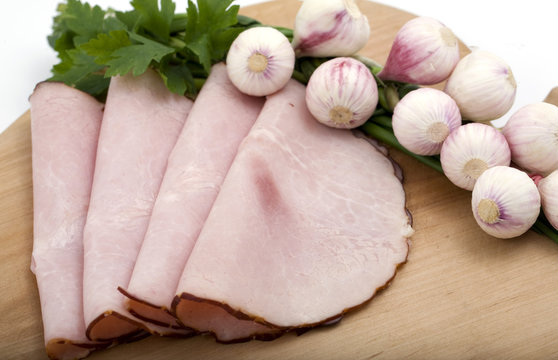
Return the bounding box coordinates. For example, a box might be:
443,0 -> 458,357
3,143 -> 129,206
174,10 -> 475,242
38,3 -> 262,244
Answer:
1,0 -> 557,133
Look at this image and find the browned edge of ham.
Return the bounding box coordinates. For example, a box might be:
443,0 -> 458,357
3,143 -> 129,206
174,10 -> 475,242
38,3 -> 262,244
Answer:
84,311 -> 149,343
170,293 -> 284,343
45,339 -> 109,360
117,286 -> 195,337
172,245 -> 410,340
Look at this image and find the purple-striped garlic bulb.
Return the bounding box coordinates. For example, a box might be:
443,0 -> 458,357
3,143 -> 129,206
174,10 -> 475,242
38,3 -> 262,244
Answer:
444,49 -> 516,122
305,57 -> 378,129
502,102 -> 558,176
537,170 -> 558,230
440,122 -> 511,191
226,27 -> 295,96
378,16 -> 460,85
472,166 -> 540,239
291,0 -> 370,58
392,88 -> 462,155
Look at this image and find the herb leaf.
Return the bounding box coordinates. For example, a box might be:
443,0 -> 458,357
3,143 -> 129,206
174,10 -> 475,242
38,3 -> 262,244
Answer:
47,0 -> 249,98
182,0 -> 242,74
159,62 -> 196,96
50,48 -> 109,97
130,0 -> 175,42
80,30 -> 132,65
104,32 -> 175,77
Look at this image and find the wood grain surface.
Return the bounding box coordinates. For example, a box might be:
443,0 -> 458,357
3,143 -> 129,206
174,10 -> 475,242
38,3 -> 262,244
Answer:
1,1 -> 558,359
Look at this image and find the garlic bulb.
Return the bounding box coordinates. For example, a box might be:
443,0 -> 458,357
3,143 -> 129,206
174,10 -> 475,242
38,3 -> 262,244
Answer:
378,16 -> 460,85
392,88 -> 461,155
440,123 -> 511,190
226,27 -> 295,96
305,57 -> 378,129
444,49 -> 516,122
538,170 -> 558,230
291,0 -> 370,58
502,102 -> 558,176
471,166 -> 540,239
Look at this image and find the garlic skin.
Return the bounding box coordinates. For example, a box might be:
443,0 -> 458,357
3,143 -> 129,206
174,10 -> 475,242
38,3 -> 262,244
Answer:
444,49 -> 516,122
291,0 -> 370,58
471,166 -> 540,239
440,123 -> 511,190
305,57 -> 378,129
502,102 -> 558,176
538,170 -> 558,230
226,27 -> 295,96
378,16 -> 460,85
392,88 -> 461,155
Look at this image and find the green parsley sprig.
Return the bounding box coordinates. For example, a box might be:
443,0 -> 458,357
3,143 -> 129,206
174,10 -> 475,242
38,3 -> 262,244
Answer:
47,0 -> 266,99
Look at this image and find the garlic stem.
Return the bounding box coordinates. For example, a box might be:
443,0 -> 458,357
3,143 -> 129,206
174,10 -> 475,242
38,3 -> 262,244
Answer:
362,121 -> 444,173
532,212 -> 558,244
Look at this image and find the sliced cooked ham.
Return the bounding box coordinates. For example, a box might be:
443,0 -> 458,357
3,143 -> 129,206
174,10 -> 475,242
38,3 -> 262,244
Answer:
121,63 -> 265,335
82,69 -> 193,341
173,80 -> 413,339
30,82 -> 107,360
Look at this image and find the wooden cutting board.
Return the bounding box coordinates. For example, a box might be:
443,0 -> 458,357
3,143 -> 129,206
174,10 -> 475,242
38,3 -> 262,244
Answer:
2,1 -> 558,359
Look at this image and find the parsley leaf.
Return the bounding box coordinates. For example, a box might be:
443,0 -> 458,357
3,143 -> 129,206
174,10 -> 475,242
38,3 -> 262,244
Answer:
47,0 -> 257,99
159,62 -> 196,96
49,0 -> 125,48
104,32 -> 175,77
80,30 -> 132,65
131,0 -> 175,42
182,0 -> 242,74
50,48 -> 109,97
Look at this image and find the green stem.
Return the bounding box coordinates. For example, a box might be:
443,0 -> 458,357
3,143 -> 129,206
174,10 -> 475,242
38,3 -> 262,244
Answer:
170,13 -> 188,33
533,213 -> 558,244
361,121 -> 444,174
371,115 -> 393,130
292,69 -> 307,85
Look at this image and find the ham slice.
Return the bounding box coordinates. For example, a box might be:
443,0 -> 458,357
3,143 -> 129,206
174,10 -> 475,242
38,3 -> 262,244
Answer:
173,80 -> 413,340
82,69 -> 193,341
30,82 -> 107,360
121,63 -> 265,335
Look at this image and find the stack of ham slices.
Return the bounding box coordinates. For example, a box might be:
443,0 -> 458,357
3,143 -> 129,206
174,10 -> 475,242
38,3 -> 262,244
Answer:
30,62 -> 414,360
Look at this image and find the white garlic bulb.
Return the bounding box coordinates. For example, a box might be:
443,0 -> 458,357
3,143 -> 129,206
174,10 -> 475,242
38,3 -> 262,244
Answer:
378,16 -> 460,85
444,49 -> 516,122
440,123 -> 511,190
472,166 -> 540,239
537,170 -> 558,230
291,0 -> 370,58
392,88 -> 461,155
226,27 -> 295,96
305,57 -> 378,129
502,102 -> 558,176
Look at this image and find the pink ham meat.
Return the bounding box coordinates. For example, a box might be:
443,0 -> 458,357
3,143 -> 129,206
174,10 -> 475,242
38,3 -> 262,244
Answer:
173,80 -> 413,340
121,63 -> 265,335
82,69 -> 193,341
30,82 -> 107,360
